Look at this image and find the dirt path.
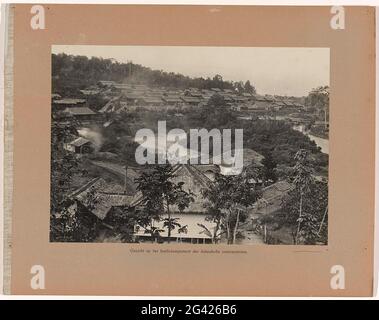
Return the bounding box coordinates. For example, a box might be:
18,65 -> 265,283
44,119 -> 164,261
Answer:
236,220 -> 265,245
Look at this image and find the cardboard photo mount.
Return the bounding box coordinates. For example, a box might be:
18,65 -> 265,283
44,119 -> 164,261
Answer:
2,4 -> 376,296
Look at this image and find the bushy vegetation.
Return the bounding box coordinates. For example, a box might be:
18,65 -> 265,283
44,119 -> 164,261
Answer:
242,119 -> 328,169
98,108 -> 327,174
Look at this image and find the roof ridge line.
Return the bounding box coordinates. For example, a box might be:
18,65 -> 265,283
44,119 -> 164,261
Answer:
68,177 -> 102,198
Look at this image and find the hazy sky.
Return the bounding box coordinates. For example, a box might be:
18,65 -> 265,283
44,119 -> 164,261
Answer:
52,45 -> 329,96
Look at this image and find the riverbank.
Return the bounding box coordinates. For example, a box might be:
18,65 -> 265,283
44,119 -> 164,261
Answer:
309,129 -> 329,140
292,125 -> 329,154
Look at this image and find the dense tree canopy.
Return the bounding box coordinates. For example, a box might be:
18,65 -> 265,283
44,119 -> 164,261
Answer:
282,149 -> 328,245
134,164 -> 194,243
202,169 -> 261,244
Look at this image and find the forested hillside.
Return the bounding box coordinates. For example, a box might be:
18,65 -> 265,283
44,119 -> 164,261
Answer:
52,53 -> 256,95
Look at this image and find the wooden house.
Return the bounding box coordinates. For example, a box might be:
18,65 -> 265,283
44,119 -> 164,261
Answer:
132,164 -> 217,243
67,177 -> 137,240
180,96 -> 202,106
137,96 -> 163,107
52,98 -> 86,111
62,106 -> 101,121
64,137 -> 94,154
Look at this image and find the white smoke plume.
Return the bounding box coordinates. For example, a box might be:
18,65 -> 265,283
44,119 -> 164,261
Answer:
78,127 -> 104,151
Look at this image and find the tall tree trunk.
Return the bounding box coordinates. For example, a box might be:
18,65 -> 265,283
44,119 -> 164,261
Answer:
232,208 -> 241,244
226,211 -> 232,244
295,191 -> 303,245
317,207 -> 328,235
147,219 -> 155,243
166,198 -> 171,244
213,219 -> 220,244
291,230 -> 297,244
124,162 -> 128,194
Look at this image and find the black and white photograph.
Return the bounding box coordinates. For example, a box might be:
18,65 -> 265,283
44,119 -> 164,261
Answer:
50,45 -> 329,245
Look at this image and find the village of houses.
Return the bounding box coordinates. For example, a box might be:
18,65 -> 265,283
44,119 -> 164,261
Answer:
51,78 -> 329,245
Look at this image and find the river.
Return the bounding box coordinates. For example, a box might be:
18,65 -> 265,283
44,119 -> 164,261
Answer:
293,125 -> 329,154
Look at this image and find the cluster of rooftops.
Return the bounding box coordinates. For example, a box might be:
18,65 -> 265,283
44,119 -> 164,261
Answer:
52,80 -> 305,112
65,161 -> 296,241
97,81 -> 305,108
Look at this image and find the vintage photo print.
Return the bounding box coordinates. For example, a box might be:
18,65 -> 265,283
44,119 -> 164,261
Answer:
4,4 -> 375,296
50,45 -> 329,246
